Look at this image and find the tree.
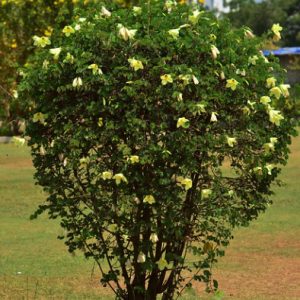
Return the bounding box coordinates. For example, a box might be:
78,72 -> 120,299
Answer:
224,0 -> 299,46
19,1 -> 297,299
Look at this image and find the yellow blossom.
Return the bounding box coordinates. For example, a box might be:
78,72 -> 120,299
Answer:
62,25 -> 75,37
226,79 -> 239,91
253,166 -> 263,175
270,137 -> 278,144
181,178 -> 193,190
49,47 -> 62,60
268,109 -> 284,126
33,112 -> 46,124
137,252 -> 146,263
271,24 -> 282,40
108,224 -> 117,233
168,28 -> 180,39
157,257 -> 169,270
88,64 -> 103,75
128,155 -> 139,164
227,137 -> 237,147
133,6 -> 142,15
269,86 -> 282,99
211,45 -> 220,60
72,77 -> 83,87
63,52 -> 74,64
266,77 -> 276,88
177,117 -> 189,128
143,195 -> 155,205
160,74 -> 173,85
113,173 -> 128,185
118,24 -> 137,41
192,75 -> 199,85
244,29 -> 254,38
263,142 -> 275,153
201,189 -> 212,199
150,233 -> 159,243
210,112 -> 218,122
279,84 -> 290,98
33,36 -> 51,48
188,10 -> 201,25
98,117 -> 103,127
260,96 -> 271,105
102,171 -> 113,180
128,58 -> 144,71
101,6 -> 111,17
248,55 -> 258,65
266,164 -> 275,175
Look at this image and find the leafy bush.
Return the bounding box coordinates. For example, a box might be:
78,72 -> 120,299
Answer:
19,1 -> 297,299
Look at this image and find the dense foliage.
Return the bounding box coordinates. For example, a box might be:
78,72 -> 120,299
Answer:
19,1 -> 297,299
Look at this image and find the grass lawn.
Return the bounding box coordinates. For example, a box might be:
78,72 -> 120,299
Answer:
0,136 -> 299,299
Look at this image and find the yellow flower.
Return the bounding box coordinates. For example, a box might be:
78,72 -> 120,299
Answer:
210,112 -> 218,122
128,155 -> 139,164
279,84 -> 290,98
188,10 -> 201,25
49,47 -> 62,60
157,257 -> 169,271
39,146 -> 46,156
42,60 -> 50,69
133,6 -> 142,15
260,96 -> 271,105
33,36 -> 51,48
102,171 -> 113,180
128,58 -> 144,71
101,6 -> 111,17
270,137 -> 278,144
150,233 -> 159,243
168,28 -> 180,39
268,109 -> 284,126
226,79 -> 239,91
192,75 -> 199,85
160,74 -> 173,85
253,166 -> 263,175
263,142 -> 275,153
244,29 -> 254,38
63,52 -> 74,64
177,117 -> 189,128
88,64 -> 103,75
178,74 -> 191,85
62,26 -> 75,37
72,77 -> 83,87
266,164 -> 275,175
201,189 -> 212,199
211,45 -> 220,60
143,195 -> 155,205
33,112 -> 46,124
113,173 -> 128,185
271,24 -> 282,40
181,178 -> 193,190
227,137 -> 237,147
98,117 -> 103,127
266,77 -> 276,88
137,252 -> 146,263
269,87 -> 282,99
118,24 -> 137,41
248,55 -> 258,65
108,224 -> 117,233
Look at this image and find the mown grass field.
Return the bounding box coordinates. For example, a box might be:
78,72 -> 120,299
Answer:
0,136 -> 299,300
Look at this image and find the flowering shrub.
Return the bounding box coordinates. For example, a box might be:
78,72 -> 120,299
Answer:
19,1 -> 297,299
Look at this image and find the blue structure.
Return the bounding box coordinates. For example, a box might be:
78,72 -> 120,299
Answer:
263,47 -> 300,84
263,47 -> 300,56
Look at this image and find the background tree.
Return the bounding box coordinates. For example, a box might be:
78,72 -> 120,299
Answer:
225,0 -> 300,46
